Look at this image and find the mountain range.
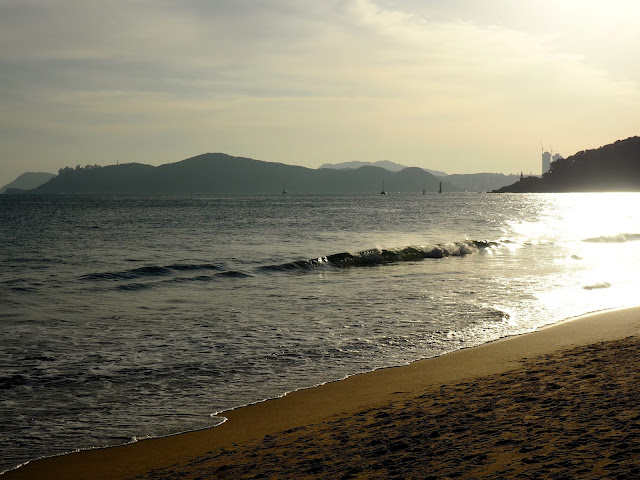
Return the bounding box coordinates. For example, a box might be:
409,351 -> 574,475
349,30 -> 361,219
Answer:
6,136 -> 637,195
3,154 -> 519,194
320,160 -> 448,177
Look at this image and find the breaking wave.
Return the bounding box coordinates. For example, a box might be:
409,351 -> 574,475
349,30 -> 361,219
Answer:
260,240 -> 499,273
583,282 -> 612,290
79,240 -> 500,289
582,233 -> 640,243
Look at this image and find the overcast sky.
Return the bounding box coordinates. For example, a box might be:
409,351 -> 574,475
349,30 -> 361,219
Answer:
1,0 -> 639,185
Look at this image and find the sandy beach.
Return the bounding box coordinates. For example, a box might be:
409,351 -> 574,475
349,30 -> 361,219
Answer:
5,307 -> 640,480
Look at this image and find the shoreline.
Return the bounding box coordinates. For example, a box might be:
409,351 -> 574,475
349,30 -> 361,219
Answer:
4,306 -> 640,479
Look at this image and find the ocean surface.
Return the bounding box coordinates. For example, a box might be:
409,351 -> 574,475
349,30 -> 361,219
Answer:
1,192 -> 639,473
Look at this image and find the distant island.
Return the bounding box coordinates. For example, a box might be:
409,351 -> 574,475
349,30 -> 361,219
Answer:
3,154 -> 519,195
493,136 -> 640,193
0,172 -> 55,194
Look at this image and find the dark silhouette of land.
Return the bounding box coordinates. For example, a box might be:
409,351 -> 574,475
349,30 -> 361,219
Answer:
3,154 -> 527,195
494,136 -> 640,192
4,136 -> 638,195
318,162 -> 519,191
0,172 -> 55,194
5,154 -> 458,194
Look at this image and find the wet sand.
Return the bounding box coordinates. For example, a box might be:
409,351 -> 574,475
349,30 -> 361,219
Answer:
5,307 -> 640,479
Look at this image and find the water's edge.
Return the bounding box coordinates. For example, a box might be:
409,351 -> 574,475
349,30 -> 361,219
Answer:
2,305 -> 627,477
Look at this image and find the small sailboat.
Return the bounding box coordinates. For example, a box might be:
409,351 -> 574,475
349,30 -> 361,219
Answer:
422,188 -> 426,195
380,180 -> 387,195
439,182 -> 442,194
282,185 -> 287,194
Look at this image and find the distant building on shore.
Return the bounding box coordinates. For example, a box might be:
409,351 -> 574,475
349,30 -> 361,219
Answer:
541,150 -> 563,175
542,151 -> 551,174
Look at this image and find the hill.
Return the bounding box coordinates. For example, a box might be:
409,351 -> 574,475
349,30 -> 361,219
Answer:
320,160 -> 447,177
12,153 -> 459,194
493,137 -> 640,192
0,172 -> 55,194
318,161 -> 520,191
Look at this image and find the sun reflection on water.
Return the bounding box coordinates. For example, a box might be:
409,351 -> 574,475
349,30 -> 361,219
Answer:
498,193 -> 640,325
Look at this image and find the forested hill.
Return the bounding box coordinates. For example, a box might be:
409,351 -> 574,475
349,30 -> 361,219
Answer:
493,136 -> 640,193
10,153 -> 457,194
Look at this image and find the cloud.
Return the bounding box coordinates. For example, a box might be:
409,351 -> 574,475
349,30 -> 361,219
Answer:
3,0 -> 635,102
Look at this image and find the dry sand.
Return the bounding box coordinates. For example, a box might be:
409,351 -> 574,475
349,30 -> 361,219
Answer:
4,307 -> 640,480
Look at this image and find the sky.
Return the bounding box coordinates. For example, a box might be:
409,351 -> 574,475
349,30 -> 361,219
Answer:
1,0 -> 639,185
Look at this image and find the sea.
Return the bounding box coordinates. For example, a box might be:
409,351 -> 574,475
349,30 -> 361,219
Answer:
1,192 -> 640,474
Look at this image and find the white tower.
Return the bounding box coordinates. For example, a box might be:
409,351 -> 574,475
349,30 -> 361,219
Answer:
542,151 -> 551,174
